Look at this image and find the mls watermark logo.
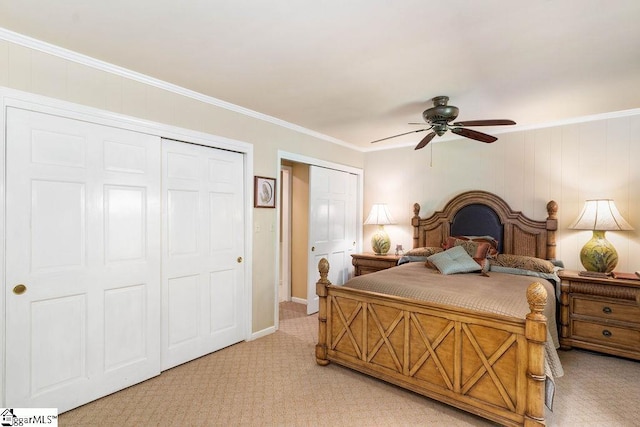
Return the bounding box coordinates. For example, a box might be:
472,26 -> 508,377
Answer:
1,408 -> 58,426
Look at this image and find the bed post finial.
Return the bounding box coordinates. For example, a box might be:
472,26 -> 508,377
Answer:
412,203 -> 421,248
318,258 -> 330,286
316,258 -> 331,366
546,200 -> 558,260
524,282 -> 547,426
546,200 -> 558,219
526,282 -> 547,319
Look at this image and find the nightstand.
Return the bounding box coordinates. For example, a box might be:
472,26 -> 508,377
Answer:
558,270 -> 640,360
351,253 -> 401,276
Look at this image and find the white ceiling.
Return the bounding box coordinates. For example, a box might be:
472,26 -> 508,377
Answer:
1,0 -> 640,151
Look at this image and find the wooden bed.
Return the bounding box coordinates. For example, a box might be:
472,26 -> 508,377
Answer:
315,191 -> 559,427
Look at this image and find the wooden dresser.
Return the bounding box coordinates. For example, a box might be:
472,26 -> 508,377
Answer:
558,270 -> 640,360
351,253 -> 401,276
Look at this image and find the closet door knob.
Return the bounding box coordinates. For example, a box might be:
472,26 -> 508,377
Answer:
13,284 -> 27,295
237,257 -> 243,263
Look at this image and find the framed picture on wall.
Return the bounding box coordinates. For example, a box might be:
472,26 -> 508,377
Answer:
254,176 -> 276,208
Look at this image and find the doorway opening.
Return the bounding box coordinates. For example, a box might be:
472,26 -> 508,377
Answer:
275,151 -> 363,328
278,161 -> 309,306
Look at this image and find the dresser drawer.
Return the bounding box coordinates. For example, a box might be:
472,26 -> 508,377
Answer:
572,320 -> 640,350
572,296 -> 640,323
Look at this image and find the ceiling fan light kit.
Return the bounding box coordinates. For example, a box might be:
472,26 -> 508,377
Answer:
371,96 -> 516,150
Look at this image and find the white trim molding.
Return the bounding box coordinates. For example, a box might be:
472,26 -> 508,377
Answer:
4,26 -> 639,156
0,26 -> 358,151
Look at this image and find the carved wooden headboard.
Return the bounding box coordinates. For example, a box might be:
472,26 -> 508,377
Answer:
411,190 -> 558,260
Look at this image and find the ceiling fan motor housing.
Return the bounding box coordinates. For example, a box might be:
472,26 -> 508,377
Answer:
422,96 -> 459,125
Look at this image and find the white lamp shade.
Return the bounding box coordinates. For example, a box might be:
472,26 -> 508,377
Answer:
364,204 -> 395,225
569,199 -> 633,231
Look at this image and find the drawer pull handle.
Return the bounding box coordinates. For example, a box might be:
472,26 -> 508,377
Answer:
602,306 -> 612,314
602,329 -> 612,338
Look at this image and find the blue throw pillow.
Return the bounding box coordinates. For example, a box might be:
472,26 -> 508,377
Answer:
427,246 -> 482,275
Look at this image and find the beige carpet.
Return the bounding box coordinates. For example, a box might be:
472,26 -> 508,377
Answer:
60,302 -> 640,426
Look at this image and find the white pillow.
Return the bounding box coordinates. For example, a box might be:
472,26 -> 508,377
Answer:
427,246 -> 481,275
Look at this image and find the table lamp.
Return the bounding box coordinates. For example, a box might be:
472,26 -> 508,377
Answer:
364,203 -> 395,255
569,199 -> 633,274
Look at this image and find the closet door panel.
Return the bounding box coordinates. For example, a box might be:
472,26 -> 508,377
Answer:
31,180 -> 86,270
5,107 -> 161,412
162,139 -> 245,370
167,274 -> 201,347
104,185 -> 147,261
306,166 -> 357,314
104,284 -> 147,371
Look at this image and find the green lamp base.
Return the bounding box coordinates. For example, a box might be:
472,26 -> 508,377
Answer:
371,225 -> 391,255
579,230 -> 619,274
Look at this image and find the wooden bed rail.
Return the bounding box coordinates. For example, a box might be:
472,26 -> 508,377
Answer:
315,258 -> 548,427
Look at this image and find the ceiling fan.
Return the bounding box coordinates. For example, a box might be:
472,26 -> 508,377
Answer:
371,96 -> 516,150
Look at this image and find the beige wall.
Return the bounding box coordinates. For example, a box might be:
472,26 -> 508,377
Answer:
363,116 -> 640,273
0,39 -> 365,333
290,163 -> 310,299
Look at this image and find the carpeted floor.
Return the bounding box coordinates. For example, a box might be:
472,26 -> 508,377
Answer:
60,302 -> 640,426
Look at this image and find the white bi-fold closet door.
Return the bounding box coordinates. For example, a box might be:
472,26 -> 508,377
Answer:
5,107 -> 162,411
161,139 -> 245,370
306,165 -> 357,315
5,107 -> 245,412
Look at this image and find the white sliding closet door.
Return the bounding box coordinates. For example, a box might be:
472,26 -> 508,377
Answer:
161,139 -> 245,370
307,166 -> 357,314
5,108 -> 162,412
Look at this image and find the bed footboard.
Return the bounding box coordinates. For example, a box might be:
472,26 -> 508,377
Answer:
315,258 -> 547,427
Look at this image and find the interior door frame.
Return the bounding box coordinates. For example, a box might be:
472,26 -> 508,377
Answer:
275,151 -> 363,329
279,165 -> 293,303
0,87 -> 255,407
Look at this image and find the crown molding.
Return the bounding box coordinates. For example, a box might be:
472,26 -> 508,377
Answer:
3,27 -> 639,155
0,27 -> 361,151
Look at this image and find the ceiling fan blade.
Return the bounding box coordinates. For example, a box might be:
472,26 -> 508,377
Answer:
370,127 -> 431,144
450,127 -> 497,143
452,119 -> 516,127
414,131 -> 436,150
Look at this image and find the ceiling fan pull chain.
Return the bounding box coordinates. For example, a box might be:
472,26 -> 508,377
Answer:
430,143 -> 433,168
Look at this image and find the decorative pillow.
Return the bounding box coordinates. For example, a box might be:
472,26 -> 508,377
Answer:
445,235 -> 499,257
489,254 -> 555,274
398,255 -> 430,265
427,246 -> 482,275
404,246 -> 443,257
489,265 -> 561,284
442,238 -> 491,269
424,259 -> 438,270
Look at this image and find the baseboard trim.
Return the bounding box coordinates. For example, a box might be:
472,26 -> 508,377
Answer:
291,297 -> 307,305
251,325 -> 276,341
